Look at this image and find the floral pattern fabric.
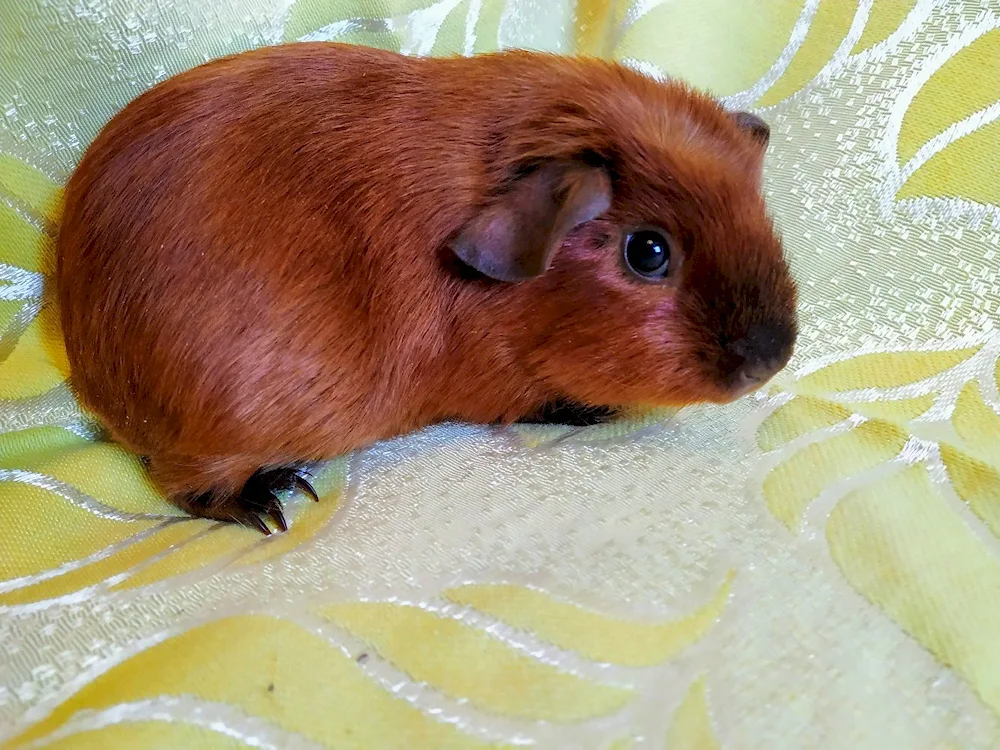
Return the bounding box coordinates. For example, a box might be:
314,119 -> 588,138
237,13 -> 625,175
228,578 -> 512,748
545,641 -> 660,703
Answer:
1,1 -> 999,748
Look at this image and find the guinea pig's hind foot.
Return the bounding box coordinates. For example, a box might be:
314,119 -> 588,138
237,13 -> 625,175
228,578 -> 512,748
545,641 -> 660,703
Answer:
182,466 -> 319,535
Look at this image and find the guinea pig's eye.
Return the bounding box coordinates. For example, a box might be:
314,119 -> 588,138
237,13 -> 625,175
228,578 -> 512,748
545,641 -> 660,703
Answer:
624,229 -> 674,280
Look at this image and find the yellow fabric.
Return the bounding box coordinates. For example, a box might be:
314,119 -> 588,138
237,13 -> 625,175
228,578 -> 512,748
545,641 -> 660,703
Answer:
1,1 -> 999,748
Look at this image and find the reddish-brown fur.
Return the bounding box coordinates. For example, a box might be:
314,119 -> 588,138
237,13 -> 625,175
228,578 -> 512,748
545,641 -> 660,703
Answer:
57,43 -> 797,527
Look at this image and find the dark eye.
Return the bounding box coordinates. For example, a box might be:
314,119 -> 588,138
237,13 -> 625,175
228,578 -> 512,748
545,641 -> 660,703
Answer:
624,230 -> 672,279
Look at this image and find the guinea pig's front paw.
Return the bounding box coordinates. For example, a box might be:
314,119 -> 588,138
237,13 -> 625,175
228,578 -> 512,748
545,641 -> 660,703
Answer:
519,400 -> 619,427
182,466 -> 319,535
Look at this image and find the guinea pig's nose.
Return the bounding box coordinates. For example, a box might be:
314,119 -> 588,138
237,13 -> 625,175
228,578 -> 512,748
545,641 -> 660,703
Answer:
728,323 -> 795,396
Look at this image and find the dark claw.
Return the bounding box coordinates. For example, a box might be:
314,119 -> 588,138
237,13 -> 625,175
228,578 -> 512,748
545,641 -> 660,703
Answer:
242,510 -> 272,536
294,474 -> 320,502
267,495 -> 289,532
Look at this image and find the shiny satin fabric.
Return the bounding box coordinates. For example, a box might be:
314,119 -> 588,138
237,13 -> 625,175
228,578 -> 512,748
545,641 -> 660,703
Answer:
1,1 -> 999,748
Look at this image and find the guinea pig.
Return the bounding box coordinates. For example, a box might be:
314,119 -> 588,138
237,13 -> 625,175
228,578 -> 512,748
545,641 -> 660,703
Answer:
57,43 -> 797,533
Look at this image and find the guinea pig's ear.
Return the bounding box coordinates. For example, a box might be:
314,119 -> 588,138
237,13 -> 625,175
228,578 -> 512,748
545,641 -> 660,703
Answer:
451,161 -> 612,282
730,111 -> 770,150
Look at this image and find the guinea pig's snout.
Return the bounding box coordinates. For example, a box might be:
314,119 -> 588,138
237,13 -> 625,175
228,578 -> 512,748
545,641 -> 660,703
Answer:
726,323 -> 795,397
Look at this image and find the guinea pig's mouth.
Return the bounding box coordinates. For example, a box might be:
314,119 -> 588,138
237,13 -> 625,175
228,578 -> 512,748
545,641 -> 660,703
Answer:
728,368 -> 777,399
718,323 -> 796,400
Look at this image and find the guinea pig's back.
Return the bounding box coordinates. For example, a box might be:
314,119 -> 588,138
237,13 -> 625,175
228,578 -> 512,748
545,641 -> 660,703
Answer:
56,44 -> 705,463
56,43 -> 464,459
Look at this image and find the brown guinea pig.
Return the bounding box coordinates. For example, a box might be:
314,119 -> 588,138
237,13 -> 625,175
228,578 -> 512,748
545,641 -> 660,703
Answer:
57,43 -> 797,533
